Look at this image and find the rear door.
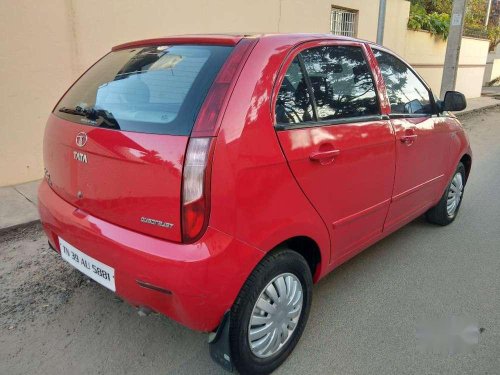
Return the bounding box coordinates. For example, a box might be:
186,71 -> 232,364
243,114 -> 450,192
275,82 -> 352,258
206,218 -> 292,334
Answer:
275,41 -> 396,264
371,48 -> 450,231
44,44 -> 232,242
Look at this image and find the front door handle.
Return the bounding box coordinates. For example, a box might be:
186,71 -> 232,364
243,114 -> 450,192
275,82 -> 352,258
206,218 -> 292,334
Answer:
400,134 -> 417,144
309,149 -> 340,161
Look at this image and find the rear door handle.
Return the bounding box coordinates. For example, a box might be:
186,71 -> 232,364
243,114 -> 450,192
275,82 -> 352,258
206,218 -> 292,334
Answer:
400,134 -> 417,144
309,149 -> 340,161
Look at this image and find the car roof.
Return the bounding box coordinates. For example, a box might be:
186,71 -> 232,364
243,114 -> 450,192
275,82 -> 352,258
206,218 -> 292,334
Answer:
112,33 -> 375,51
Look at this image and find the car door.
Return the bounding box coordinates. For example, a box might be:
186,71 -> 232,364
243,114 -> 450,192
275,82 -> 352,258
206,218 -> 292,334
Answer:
274,41 -> 396,266
371,48 -> 451,232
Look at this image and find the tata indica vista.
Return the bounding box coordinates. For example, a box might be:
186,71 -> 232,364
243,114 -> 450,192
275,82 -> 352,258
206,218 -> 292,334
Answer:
39,34 -> 471,374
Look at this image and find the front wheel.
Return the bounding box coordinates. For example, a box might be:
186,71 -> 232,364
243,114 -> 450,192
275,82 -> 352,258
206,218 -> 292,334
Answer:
426,162 -> 466,225
229,249 -> 312,374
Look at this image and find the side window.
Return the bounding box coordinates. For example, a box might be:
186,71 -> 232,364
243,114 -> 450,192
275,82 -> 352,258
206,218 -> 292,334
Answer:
275,57 -> 314,125
373,49 -> 432,115
300,45 -> 379,121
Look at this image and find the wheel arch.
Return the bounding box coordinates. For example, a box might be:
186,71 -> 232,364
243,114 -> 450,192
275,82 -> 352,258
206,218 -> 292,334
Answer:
460,153 -> 472,183
267,236 -> 323,283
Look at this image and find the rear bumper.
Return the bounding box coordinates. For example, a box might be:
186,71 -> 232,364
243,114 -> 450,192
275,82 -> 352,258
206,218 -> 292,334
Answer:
38,180 -> 263,331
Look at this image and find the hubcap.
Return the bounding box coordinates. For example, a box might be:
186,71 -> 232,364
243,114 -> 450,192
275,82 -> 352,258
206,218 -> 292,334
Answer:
248,273 -> 303,358
447,172 -> 464,217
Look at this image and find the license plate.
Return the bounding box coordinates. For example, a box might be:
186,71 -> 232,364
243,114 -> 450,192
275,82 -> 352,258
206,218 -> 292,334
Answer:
59,237 -> 116,292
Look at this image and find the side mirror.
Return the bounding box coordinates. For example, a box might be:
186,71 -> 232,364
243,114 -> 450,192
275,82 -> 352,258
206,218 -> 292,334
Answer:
439,91 -> 467,112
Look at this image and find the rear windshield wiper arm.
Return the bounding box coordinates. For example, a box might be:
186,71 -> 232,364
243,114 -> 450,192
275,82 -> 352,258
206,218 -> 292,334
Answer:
59,106 -> 89,116
59,106 -> 120,129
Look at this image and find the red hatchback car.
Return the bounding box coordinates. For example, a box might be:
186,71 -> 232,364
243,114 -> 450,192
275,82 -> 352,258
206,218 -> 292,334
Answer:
39,34 -> 471,374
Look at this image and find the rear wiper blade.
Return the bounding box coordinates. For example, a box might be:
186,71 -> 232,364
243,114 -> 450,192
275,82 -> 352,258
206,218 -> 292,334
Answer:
94,109 -> 120,129
59,106 -> 102,120
59,106 -> 120,129
59,106 -> 89,116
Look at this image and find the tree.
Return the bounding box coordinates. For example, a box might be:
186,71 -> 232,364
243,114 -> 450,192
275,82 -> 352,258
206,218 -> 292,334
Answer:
407,2 -> 451,39
465,0 -> 488,27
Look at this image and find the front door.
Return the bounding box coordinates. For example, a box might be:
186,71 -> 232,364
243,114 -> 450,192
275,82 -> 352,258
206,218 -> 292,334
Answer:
275,42 -> 396,266
371,48 -> 451,231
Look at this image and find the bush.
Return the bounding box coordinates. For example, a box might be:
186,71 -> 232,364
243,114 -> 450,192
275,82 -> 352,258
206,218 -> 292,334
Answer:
488,25 -> 500,51
408,3 -> 450,39
409,0 -> 499,50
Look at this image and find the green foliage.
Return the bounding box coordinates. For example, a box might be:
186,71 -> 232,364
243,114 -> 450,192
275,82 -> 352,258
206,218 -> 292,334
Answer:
408,3 -> 450,39
488,25 -> 500,51
410,0 -> 452,14
409,0 -> 499,49
463,24 -> 489,39
464,0 -> 488,27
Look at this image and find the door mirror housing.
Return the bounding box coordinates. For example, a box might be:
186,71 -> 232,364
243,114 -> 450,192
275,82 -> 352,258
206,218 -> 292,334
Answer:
438,91 -> 467,112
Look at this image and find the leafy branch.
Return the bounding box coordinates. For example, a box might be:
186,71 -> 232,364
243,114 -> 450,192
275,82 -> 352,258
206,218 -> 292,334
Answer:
408,0 -> 500,50
408,3 -> 450,39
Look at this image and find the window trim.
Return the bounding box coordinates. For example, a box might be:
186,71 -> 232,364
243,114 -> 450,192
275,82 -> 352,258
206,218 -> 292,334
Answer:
370,46 -> 439,118
297,54 -> 319,122
275,114 -> 389,131
272,40 -> 383,131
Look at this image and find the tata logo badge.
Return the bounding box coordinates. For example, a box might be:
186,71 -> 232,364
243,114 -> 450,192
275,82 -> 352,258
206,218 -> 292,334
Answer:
76,132 -> 88,147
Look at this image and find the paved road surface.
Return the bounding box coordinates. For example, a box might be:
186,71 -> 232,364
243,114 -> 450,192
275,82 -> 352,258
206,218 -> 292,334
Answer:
1,108 -> 499,374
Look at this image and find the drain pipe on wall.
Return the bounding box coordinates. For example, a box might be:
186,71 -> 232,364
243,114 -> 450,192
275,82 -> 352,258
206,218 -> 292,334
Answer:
377,0 -> 387,45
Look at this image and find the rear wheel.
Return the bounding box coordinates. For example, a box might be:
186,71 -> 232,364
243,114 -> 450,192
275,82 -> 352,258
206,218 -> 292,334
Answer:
426,162 -> 466,225
229,249 -> 312,374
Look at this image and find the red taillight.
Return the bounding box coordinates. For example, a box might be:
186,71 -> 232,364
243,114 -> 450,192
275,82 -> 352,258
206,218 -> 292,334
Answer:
191,38 -> 257,137
181,38 -> 256,242
181,137 -> 213,243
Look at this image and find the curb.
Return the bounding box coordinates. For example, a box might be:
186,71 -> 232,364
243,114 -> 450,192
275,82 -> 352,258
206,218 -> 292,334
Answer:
455,103 -> 500,118
0,219 -> 41,237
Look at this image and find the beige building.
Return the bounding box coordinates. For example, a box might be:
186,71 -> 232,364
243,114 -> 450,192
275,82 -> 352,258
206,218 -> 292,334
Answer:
484,44 -> 500,84
0,0 -> 489,187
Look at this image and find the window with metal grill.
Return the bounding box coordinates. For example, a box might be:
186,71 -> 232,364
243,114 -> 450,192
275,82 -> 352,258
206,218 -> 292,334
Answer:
330,7 -> 358,37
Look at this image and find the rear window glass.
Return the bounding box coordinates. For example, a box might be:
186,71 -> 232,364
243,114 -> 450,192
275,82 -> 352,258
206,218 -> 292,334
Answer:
276,57 -> 315,124
54,45 -> 232,135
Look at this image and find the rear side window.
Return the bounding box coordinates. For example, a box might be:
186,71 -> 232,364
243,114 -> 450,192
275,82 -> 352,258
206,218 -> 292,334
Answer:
55,45 -> 232,135
373,49 -> 432,115
300,46 -> 379,121
275,57 -> 315,124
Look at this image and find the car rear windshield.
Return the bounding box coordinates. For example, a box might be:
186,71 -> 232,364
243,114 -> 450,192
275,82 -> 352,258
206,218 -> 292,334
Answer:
54,45 -> 233,135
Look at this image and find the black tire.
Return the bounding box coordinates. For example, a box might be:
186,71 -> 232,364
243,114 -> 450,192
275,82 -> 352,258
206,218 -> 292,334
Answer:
426,162 -> 466,226
229,249 -> 312,375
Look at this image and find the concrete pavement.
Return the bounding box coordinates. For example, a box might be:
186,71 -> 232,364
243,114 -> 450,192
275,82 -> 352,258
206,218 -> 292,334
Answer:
0,95 -> 498,233
0,180 -> 40,233
481,85 -> 500,97
455,96 -> 500,116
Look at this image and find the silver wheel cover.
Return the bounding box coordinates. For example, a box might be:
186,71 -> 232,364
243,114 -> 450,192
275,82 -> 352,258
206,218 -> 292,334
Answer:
447,172 -> 464,217
248,273 -> 303,358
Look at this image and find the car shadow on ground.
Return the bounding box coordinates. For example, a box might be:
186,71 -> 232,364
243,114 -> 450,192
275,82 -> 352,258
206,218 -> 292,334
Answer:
74,214 -> 436,374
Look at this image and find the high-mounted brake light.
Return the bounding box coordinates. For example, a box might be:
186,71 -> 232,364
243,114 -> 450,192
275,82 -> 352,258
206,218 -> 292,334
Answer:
181,137 -> 213,243
191,38 -> 257,137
